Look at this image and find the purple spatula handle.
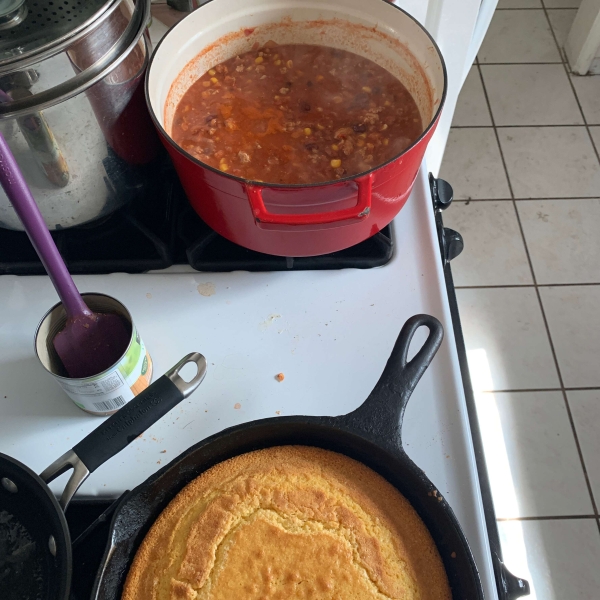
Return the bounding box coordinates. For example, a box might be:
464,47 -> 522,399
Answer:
0,132 -> 89,318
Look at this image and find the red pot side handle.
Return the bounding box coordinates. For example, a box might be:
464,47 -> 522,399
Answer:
245,173 -> 373,227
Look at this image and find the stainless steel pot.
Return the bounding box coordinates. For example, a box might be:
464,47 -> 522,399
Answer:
0,0 -> 160,231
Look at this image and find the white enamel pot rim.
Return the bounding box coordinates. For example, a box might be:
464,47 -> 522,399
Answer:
146,0 -> 448,189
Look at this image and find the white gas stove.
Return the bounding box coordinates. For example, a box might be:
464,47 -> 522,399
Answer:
0,167 -> 502,598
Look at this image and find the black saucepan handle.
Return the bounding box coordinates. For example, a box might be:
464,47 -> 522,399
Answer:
340,314 -> 444,450
40,353 -> 207,509
74,377 -> 183,472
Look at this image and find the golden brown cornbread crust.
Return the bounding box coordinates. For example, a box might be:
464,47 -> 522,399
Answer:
122,446 -> 451,600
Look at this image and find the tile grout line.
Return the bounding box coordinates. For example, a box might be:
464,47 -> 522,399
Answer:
453,197 -> 600,202
476,46 -> 600,527
456,283 -> 600,289
474,63 -> 515,198
452,124 -> 590,129
479,61 -> 565,65
476,387 -> 600,393
497,6 -> 577,9
540,1 -> 600,536
517,221 -> 600,525
497,514 -> 598,521
516,174 -> 600,524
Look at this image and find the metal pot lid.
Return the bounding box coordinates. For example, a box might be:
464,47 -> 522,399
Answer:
0,0 -> 148,118
0,0 -> 121,69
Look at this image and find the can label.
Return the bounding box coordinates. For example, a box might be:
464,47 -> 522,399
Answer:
57,326 -> 153,414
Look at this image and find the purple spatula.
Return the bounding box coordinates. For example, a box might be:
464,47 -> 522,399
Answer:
0,131 -> 130,379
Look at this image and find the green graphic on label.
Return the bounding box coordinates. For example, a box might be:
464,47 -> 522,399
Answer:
141,354 -> 148,376
118,328 -> 141,379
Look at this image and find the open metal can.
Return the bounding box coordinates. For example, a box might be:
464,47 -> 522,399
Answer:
34,293 -> 153,415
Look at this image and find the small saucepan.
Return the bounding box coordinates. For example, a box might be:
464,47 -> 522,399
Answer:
0,353 -> 207,600
146,0 -> 447,257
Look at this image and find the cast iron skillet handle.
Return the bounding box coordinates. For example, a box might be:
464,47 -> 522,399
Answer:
498,557 -> 530,600
341,315 -> 443,450
40,353 -> 207,510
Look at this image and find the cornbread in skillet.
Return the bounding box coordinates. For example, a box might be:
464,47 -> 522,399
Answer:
122,446 -> 451,600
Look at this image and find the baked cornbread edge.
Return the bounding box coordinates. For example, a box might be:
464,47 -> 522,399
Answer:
122,445 -> 451,600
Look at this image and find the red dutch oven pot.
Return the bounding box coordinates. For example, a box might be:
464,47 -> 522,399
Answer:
146,0 -> 447,257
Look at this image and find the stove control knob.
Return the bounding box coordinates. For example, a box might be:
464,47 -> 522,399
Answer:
429,174 -> 454,211
442,227 -> 463,264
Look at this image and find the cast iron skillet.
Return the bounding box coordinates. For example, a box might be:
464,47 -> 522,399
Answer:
92,315 -> 508,599
0,353 -> 207,600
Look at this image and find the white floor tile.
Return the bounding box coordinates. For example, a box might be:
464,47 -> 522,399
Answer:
544,0 -> 581,7
477,390 -> 591,518
498,0 -> 542,6
439,129 -> 511,200
498,519 -> 600,600
591,126 -> 600,151
451,67 -> 492,127
481,64 -> 583,125
479,10 -> 562,63
443,202 -> 532,286
569,390 -> 600,503
457,287 -> 559,390
570,75 -> 600,125
547,8 -> 578,49
498,126 -> 600,198
518,199 -> 600,284
540,285 -> 600,387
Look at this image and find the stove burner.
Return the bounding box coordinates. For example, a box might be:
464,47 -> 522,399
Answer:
0,161 -> 395,275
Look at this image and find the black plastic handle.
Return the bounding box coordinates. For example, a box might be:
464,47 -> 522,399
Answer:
38,354 -> 207,509
73,377 -> 181,472
341,314 -> 444,450
73,353 -> 207,473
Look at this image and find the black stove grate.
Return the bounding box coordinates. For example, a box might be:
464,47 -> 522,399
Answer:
0,160 -> 394,274
176,202 -> 393,272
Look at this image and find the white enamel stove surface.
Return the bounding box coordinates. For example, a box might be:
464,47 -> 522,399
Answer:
0,168 -> 497,599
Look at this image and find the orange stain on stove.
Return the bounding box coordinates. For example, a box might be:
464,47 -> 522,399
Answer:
234,402 -> 242,409
146,293 -> 152,299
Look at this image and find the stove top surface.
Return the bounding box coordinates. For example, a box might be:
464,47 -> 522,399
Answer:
0,168 -> 498,600
0,158 -> 393,275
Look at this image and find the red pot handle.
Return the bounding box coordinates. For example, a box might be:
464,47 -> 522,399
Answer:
246,173 -> 373,226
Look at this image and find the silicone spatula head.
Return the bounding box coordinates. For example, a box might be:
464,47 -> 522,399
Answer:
53,312 -> 131,379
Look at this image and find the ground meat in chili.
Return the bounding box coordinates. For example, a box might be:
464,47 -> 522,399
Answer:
171,43 -> 423,184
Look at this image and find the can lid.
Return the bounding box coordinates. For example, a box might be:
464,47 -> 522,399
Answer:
0,0 -> 116,66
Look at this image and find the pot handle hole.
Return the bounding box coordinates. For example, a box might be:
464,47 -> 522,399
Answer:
245,173 -> 373,227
